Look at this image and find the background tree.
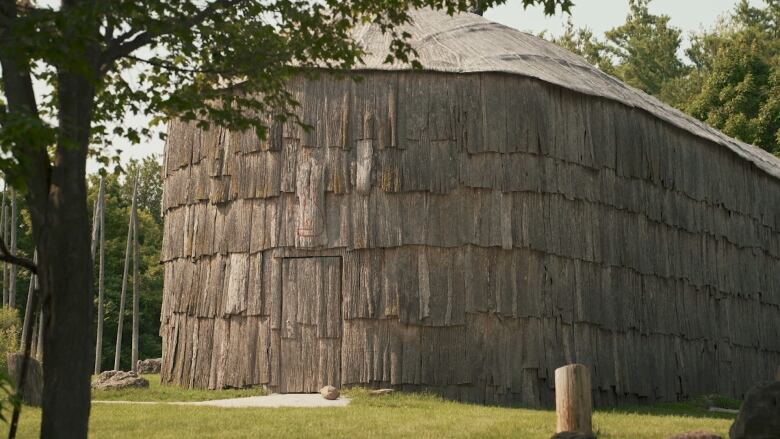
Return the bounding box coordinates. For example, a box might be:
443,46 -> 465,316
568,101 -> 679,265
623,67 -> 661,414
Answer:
87,159 -> 163,373
553,0 -> 687,97
551,0 -> 779,154
0,0 -> 573,436
684,0 -> 780,154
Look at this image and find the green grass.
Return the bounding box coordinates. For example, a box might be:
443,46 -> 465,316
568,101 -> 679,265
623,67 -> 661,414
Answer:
4,386 -> 735,439
91,374 -> 266,402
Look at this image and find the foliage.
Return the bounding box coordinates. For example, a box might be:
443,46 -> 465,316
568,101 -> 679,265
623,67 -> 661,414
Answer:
550,0 -> 780,155
684,0 -> 780,154
0,370 -> 15,426
87,157 -> 164,372
6,389 -> 735,438
552,0 -> 687,97
0,307 -> 18,373
91,374 -> 265,402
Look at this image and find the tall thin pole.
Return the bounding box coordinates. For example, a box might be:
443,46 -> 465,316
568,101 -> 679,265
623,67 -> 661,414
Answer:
90,190 -> 100,260
131,175 -> 140,373
35,305 -> 43,361
8,189 -> 17,309
114,175 -> 138,371
20,252 -> 37,353
1,188 -> 8,307
94,177 -> 106,374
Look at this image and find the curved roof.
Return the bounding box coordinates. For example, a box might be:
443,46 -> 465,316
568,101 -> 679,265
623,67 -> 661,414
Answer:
352,8 -> 780,180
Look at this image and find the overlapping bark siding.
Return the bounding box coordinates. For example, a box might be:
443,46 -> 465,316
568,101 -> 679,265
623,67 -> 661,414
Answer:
160,71 -> 780,406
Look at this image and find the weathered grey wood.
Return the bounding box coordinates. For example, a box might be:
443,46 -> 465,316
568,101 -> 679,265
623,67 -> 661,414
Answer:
35,305 -> 43,361
94,178 -> 106,374
131,177 -> 141,373
1,188 -> 7,306
8,189 -> 17,308
159,15 -> 780,406
20,252 -> 37,353
555,364 -> 593,434
115,174 -> 137,371
280,257 -> 341,392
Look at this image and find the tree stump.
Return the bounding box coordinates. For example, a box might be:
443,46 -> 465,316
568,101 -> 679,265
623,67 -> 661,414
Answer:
6,353 -> 43,406
555,364 -> 592,435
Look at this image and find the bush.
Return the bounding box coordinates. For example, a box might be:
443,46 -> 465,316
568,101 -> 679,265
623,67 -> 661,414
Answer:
0,307 -> 20,374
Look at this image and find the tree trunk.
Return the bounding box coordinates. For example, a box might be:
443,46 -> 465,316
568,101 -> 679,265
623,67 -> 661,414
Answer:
36,30 -> 98,436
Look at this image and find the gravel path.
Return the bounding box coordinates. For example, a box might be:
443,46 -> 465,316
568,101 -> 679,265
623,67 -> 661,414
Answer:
92,394 -> 351,408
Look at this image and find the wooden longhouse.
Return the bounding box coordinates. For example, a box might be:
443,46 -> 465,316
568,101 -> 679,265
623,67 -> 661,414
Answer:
160,9 -> 780,406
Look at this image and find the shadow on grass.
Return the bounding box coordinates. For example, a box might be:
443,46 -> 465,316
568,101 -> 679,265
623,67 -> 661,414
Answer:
599,395 -> 740,421
346,386 -> 739,422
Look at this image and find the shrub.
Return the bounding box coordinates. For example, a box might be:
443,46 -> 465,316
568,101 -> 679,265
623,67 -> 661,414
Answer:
0,307 -> 20,374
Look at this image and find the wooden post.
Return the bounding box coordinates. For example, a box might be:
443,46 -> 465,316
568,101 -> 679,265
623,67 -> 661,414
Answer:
555,364 -> 593,435
775,365 -> 780,382
20,252 -> 37,352
1,188 -> 8,307
114,175 -> 137,371
9,189 -> 17,308
93,177 -> 106,374
34,306 -> 43,361
131,171 -> 140,373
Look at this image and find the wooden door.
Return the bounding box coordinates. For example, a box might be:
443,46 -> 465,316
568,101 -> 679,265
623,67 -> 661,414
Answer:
280,257 -> 342,393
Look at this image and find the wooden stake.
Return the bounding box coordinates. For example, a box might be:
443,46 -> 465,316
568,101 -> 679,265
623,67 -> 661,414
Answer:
114,174 -> 138,371
1,188 -> 8,307
131,173 -> 140,373
555,364 -> 593,435
20,252 -> 37,353
90,187 -> 100,260
9,189 -> 17,309
34,306 -> 43,361
94,177 -> 106,374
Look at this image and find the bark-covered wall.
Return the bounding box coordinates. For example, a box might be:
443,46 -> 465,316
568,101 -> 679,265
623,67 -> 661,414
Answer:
160,71 -> 780,406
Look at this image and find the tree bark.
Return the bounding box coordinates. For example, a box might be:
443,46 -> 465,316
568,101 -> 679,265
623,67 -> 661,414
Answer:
114,177 -> 137,371
36,1 -> 99,431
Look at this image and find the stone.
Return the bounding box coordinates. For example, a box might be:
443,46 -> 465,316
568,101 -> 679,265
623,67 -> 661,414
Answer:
136,358 -> 162,374
319,385 -> 339,400
550,432 -> 596,439
369,389 -> 394,396
729,381 -> 780,439
667,431 -> 723,439
91,370 -> 150,391
6,353 -> 43,406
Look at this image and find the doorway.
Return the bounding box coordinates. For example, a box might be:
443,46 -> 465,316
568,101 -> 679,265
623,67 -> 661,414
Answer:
279,257 -> 342,393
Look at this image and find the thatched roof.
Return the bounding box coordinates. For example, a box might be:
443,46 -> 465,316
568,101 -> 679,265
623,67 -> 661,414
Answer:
352,9 -> 780,180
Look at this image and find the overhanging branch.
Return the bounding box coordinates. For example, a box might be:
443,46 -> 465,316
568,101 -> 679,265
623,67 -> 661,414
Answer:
0,236 -> 36,274
100,0 -> 242,72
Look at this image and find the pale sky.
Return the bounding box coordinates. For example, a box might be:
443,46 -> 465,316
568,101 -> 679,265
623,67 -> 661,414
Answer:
104,0 -> 760,172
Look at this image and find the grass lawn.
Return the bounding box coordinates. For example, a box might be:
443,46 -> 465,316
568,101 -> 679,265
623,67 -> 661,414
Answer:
91,374 -> 266,402
4,380 -> 736,439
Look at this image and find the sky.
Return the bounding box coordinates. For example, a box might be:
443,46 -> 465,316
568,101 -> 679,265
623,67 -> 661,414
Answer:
103,0 -> 761,172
